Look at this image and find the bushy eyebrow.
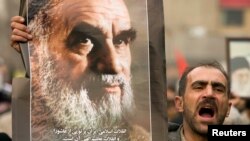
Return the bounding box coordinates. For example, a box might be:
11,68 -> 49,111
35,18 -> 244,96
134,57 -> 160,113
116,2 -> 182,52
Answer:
191,80 -> 226,89
65,22 -> 104,48
211,82 -> 226,90
65,22 -> 136,47
113,28 -> 137,43
191,80 -> 207,87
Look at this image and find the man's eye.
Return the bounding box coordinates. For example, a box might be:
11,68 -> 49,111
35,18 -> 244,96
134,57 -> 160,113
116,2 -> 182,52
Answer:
113,38 -> 129,47
66,31 -> 95,49
78,38 -> 93,46
194,84 -> 202,89
66,35 -> 94,55
76,37 -> 94,54
214,87 -> 225,93
193,85 -> 203,90
114,39 -> 123,45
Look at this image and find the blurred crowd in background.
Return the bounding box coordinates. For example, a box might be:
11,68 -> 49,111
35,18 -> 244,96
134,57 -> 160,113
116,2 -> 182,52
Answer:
0,0 -> 25,138
165,0 -> 250,126
1,0 -> 250,139
0,57 -> 12,137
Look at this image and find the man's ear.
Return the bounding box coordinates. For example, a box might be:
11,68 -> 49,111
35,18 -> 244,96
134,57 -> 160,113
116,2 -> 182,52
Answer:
226,101 -> 232,117
175,96 -> 184,112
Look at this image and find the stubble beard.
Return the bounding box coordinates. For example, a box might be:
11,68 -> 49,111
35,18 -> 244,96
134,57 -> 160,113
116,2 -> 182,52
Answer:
183,103 -> 207,136
183,100 -> 225,136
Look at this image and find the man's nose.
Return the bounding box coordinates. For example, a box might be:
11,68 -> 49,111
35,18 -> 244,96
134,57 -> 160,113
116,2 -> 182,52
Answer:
96,40 -> 122,74
203,85 -> 214,98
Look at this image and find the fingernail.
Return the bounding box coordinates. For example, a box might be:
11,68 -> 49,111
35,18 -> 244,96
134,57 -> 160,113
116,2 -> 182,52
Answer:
26,28 -> 31,33
28,35 -> 33,39
20,17 -> 25,22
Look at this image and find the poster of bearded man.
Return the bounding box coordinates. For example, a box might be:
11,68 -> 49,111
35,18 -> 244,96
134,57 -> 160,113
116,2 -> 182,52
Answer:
27,0 -> 151,140
227,38 -> 250,98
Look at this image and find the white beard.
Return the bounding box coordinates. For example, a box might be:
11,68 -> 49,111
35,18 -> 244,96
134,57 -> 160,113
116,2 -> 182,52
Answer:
231,79 -> 250,97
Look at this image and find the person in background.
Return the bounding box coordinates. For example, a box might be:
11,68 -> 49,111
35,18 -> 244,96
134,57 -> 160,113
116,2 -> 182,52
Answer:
230,56 -> 250,98
168,61 -> 231,141
223,92 -> 245,125
0,57 -> 12,138
166,84 -> 182,125
239,98 -> 250,124
225,56 -> 250,124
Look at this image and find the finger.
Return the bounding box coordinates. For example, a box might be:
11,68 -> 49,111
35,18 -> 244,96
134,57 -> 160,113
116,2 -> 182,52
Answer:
12,28 -> 32,41
10,22 -> 29,33
11,35 -> 29,43
10,16 -> 25,24
10,41 -> 21,53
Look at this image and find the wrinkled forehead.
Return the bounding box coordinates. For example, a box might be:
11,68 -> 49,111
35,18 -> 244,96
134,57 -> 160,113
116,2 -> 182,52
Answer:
187,67 -> 227,84
53,0 -> 130,19
46,0 -> 132,32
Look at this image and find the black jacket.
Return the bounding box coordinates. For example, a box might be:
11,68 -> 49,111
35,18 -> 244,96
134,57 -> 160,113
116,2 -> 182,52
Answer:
168,122 -> 182,141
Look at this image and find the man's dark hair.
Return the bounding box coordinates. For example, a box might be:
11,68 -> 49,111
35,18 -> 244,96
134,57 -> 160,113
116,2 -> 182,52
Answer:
28,0 -> 62,34
178,61 -> 230,97
231,56 -> 250,73
28,0 -> 49,22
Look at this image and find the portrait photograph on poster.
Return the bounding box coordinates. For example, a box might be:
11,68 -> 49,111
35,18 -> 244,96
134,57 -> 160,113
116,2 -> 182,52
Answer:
227,38 -> 250,98
26,0 -> 151,140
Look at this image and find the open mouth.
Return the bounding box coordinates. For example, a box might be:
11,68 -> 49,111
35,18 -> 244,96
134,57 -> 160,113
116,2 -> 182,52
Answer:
198,107 -> 215,118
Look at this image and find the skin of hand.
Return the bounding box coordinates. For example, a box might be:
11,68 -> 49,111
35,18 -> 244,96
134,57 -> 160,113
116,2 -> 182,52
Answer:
10,16 -> 32,52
